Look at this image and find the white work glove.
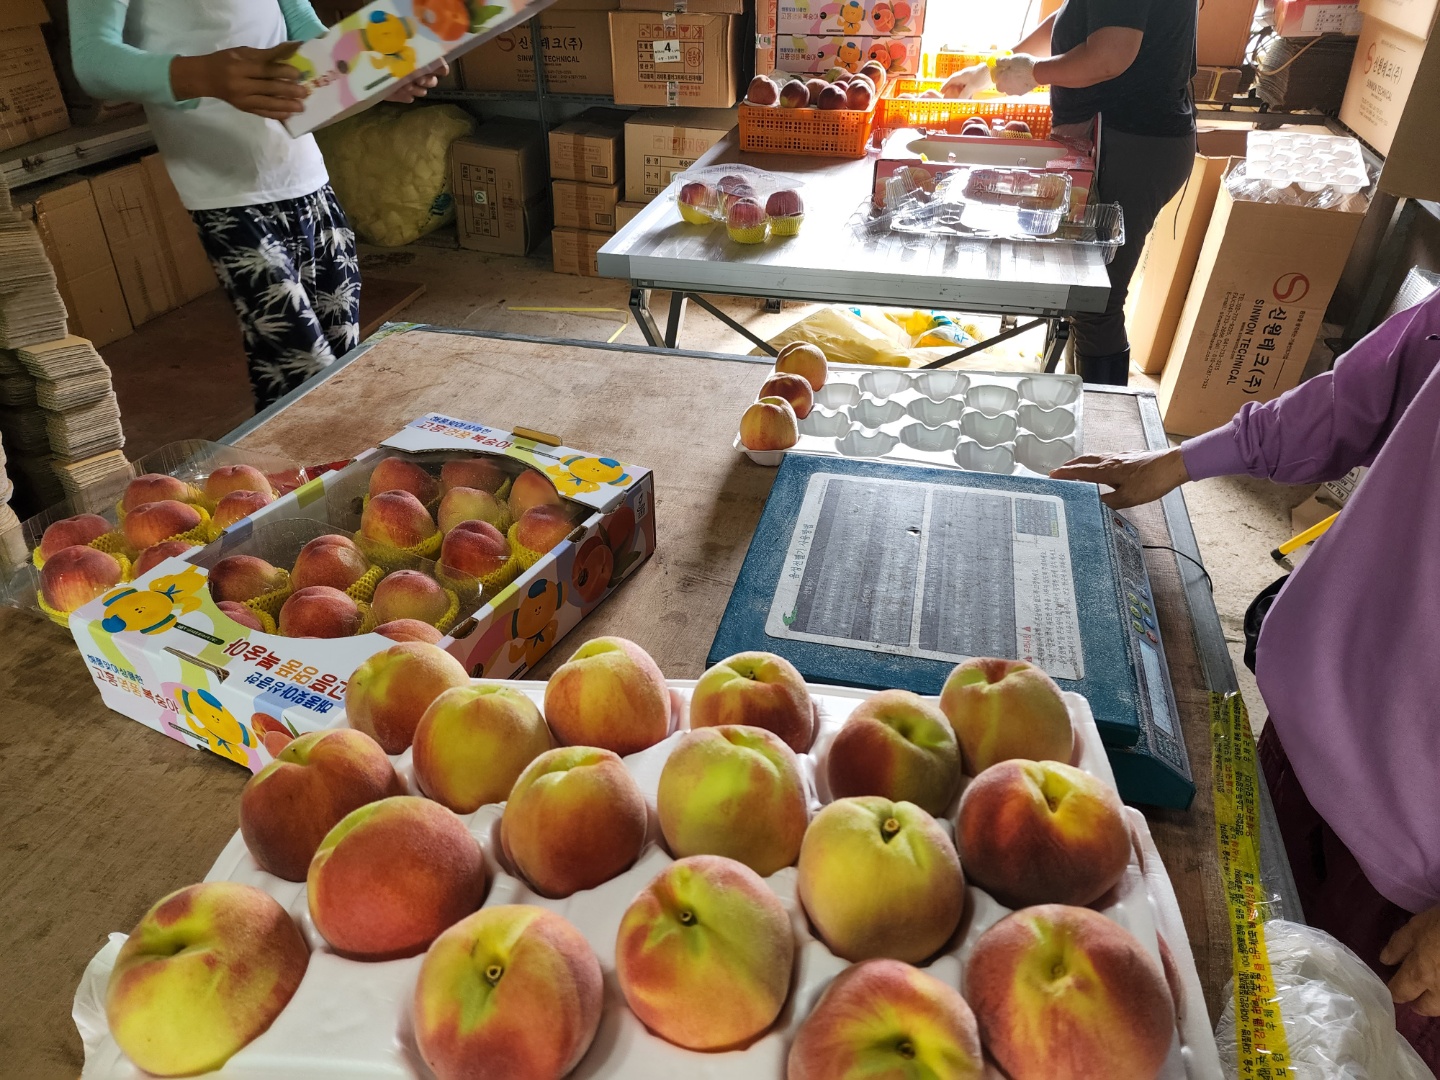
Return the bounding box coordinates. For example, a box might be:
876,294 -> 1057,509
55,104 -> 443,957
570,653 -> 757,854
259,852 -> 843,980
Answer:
993,54 -> 1040,96
941,62 -> 991,99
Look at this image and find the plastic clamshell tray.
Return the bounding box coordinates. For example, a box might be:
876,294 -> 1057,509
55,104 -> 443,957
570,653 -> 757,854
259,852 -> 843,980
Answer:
73,679 -> 1222,1079
739,364 -> 1084,476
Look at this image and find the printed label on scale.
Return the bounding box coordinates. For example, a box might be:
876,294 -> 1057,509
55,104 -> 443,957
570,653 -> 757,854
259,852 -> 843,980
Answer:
765,473 -> 1085,680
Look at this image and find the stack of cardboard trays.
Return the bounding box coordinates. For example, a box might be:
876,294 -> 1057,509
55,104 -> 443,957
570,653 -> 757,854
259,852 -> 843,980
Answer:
0,429 -> 22,572
0,215 -> 68,349
19,337 -> 127,496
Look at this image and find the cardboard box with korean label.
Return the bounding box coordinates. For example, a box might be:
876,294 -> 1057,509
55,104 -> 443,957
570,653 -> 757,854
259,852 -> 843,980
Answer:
774,0 -> 926,37
1157,165 -> 1367,436
776,34 -> 921,75
609,12 -> 741,106
452,123 -> 550,255
552,180 -> 619,231
283,0 -> 560,136
458,8 -> 615,93
1340,15 -> 1440,200
0,0 -> 69,152
552,227 -> 609,274
623,107 -> 737,203
64,416 -> 655,771
549,109 -> 627,183
1359,0 -> 1437,38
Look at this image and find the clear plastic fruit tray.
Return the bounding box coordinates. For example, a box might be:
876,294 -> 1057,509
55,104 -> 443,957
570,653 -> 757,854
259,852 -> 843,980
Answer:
738,365 -> 1084,476
73,679 -> 1221,1079
1245,130 -> 1367,194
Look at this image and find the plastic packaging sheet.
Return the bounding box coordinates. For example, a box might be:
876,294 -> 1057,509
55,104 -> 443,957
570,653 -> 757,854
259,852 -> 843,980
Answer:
1224,159 -> 1371,211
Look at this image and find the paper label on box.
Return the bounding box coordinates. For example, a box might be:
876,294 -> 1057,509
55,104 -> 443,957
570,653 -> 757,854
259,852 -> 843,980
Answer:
652,37 -> 683,62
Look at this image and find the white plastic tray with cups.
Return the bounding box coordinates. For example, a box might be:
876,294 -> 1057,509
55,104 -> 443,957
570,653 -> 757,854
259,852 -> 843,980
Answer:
1244,130 -> 1367,195
737,365 -> 1085,477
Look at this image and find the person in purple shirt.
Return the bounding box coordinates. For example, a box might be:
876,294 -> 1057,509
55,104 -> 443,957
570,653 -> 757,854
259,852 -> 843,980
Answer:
1051,288 -> 1440,1065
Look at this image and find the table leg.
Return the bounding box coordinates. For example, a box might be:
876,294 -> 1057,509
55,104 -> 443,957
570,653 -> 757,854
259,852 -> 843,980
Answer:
684,293 -> 781,355
665,292 -> 689,349
630,287 -> 664,348
1043,318 -> 1071,373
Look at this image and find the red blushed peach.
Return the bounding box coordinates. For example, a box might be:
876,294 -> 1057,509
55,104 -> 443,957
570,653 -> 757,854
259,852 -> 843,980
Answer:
939,657 -> 1073,774
375,618 -> 445,644
440,457 -> 509,495
368,456 -> 440,503
440,519 -> 510,581
291,533 -> 370,592
371,569 -> 449,626
240,727 -> 404,881
514,505 -> 577,555
135,541 -> 196,577
309,796 -> 487,960
542,637 -> 671,756
509,469 -> 561,516
413,684 -> 553,813
217,601 -> 266,632
38,513 -> 110,561
123,500 -> 202,549
787,959 -> 984,1080
965,905 -> 1173,1080
205,463 -> 274,500
415,906 -> 603,1080
501,746 -> 647,898
797,797 -> 964,963
657,726 -> 807,877
437,486 -> 506,535
105,882 -> 308,1077
825,689 -> 959,816
208,554 -> 287,603
571,536 -> 613,605
740,396 -> 799,451
122,473 -> 190,513
690,651 -> 815,753
956,759 -> 1131,908
40,545 -> 122,612
278,585 -> 362,638
759,372 -> 814,419
213,488 -> 275,529
345,641 -> 469,754
361,491 -> 438,550
616,855 -> 794,1051
775,342 -> 828,389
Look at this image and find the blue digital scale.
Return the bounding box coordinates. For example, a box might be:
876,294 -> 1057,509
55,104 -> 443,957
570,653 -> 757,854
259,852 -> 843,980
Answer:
709,454 -> 1195,809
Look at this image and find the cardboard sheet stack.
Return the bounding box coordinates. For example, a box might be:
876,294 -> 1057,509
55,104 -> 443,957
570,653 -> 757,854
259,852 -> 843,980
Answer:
0,214 -> 69,349
0,429 -> 22,573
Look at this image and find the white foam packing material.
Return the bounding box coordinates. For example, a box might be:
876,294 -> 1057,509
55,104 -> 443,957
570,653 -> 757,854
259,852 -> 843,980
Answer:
75,680 -> 1220,1079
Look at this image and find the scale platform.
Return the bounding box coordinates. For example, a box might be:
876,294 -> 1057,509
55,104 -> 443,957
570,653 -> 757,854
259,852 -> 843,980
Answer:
709,455 -> 1194,809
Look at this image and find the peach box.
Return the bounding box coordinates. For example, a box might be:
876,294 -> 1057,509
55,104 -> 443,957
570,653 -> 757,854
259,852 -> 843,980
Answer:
773,0 -> 926,36
60,415 -> 654,773
775,33 -> 921,74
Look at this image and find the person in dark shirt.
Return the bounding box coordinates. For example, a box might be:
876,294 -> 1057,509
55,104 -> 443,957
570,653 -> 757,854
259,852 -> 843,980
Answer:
945,0 -> 1198,384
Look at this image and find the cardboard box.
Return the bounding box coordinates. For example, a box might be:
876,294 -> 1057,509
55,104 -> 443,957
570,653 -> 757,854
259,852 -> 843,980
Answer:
552,227 -> 609,274
1126,128 -> 1249,374
458,9 -> 615,94
0,0 -> 69,153
1198,0 -> 1260,65
452,124 -> 550,255
623,106 -> 737,203
616,200 -> 647,228
775,34 -> 922,75
1273,0 -> 1364,35
549,109 -> 628,183
1158,165 -> 1367,436
283,0 -> 554,136
141,156 -> 220,306
552,180 -> 620,231
60,416 -> 655,772
28,181 -> 132,348
90,165 -> 183,326
774,0 -> 926,36
609,12 -> 740,107
1359,0 -> 1437,37
1340,15 -> 1440,199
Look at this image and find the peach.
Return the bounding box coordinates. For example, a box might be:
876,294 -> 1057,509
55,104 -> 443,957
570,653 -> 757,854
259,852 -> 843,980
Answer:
415,906 -> 603,1080
817,83 -> 850,110
542,637 -> 670,756
213,488 -> 275,529
509,469 -> 561,516
291,533 -> 370,592
965,904 -> 1174,1080
957,759 -> 1131,908
746,74 -> 780,105
217,601 -> 265,632
741,396 -> 799,450
208,554 -> 287,603
346,641 -> 469,753
39,545 -> 122,612
105,882 -> 308,1077
204,463 -> 273,500
371,569 -> 449,626
514,504 -> 576,554
616,855 -> 794,1050
859,60 -> 888,91
437,486 -> 506,534
678,180 -> 717,224
797,797 -> 964,963
805,76 -> 830,100
440,456 -> 509,494
845,80 -> 874,109
440,519 -> 510,580
134,540 -> 196,577
368,456 -> 440,503
122,473 -> 190,513
779,78 -> 810,107
375,618 -> 444,644
308,795 -> 487,960
690,651 -> 815,753
726,197 -> 769,243
501,746 -> 647,897
361,490 -> 439,550
239,727 -> 403,881
939,658 -> 1073,774
278,585 -> 362,638
657,726 -> 807,876
413,684 -> 553,813
825,689 -> 959,815
787,959 -> 984,1080
123,500 -> 202,549
38,513 -> 110,560
775,342 -> 828,389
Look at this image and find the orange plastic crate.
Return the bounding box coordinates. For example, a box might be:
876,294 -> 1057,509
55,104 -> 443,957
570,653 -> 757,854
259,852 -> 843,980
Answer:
737,100 -> 877,159
877,78 -> 1053,139
924,49 -> 1004,79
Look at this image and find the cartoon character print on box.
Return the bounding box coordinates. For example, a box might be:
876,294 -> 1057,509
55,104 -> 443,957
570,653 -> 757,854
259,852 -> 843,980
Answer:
177,687 -> 257,767
543,454 -> 633,498
456,575 -> 566,678
98,567 -> 209,637
571,503 -> 644,607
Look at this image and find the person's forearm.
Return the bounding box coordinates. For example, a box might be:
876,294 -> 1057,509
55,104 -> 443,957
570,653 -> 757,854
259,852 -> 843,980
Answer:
1015,12 -> 1057,58
1034,26 -> 1141,87
69,0 -> 182,105
279,0 -> 327,40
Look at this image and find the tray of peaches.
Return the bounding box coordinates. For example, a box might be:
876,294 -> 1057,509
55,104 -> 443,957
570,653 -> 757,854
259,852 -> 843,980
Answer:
74,638 -> 1220,1079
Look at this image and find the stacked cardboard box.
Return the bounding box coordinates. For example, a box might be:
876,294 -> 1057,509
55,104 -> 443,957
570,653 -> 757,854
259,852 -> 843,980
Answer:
609,3 -> 742,107
549,109 -> 628,274
622,107 -> 736,207
460,0 -> 618,95
758,0 -> 926,77
0,0 -> 69,153
451,122 -> 550,256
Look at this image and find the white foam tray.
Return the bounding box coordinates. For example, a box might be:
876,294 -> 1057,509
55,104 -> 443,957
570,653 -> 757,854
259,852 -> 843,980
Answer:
738,367 -> 1085,477
75,680 -> 1221,1079
1245,130 -> 1367,194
